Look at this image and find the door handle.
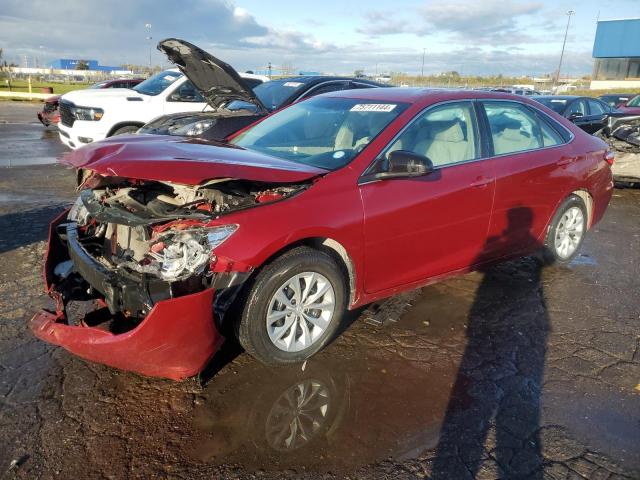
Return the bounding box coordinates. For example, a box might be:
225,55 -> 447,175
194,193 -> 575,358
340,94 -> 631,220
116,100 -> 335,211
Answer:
470,176 -> 491,188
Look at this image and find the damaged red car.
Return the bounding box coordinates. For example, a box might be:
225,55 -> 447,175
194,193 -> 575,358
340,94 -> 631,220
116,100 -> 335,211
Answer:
31,87 -> 614,380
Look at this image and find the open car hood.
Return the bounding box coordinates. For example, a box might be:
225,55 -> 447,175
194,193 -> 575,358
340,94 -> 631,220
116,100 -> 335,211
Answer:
61,135 -> 326,185
157,38 -> 268,113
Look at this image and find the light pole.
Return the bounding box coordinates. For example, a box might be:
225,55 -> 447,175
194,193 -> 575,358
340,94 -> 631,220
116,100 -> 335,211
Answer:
145,23 -> 152,71
554,10 -> 575,91
421,48 -> 426,77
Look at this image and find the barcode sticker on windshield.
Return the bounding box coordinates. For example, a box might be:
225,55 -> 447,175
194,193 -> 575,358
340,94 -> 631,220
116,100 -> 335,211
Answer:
350,104 -> 396,112
283,82 -> 303,87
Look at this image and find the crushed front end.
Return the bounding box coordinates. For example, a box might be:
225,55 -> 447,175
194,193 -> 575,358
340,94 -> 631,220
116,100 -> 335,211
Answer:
31,171 -> 304,380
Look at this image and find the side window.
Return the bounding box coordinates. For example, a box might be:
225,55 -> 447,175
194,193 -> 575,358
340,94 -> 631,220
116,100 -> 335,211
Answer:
588,99 -> 607,115
169,81 -> 205,102
483,101 -> 544,155
566,99 -> 587,116
302,82 -> 349,99
386,101 -> 478,167
538,117 -> 564,147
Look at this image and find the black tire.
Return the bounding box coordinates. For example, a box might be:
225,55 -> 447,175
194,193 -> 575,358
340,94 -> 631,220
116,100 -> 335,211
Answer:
237,247 -> 347,366
110,125 -> 140,136
543,194 -> 588,264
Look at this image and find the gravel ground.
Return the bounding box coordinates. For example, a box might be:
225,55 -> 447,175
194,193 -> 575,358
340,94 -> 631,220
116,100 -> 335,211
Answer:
0,103 -> 639,480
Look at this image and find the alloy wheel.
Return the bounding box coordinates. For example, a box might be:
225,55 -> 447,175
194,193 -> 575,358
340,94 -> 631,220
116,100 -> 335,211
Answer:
266,272 -> 336,352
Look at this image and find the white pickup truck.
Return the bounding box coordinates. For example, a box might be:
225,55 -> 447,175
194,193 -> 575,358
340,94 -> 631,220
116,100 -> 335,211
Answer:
58,69 -> 266,149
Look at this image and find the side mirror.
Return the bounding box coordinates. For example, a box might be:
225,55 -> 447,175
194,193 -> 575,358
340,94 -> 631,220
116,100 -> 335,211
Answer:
376,150 -> 434,180
568,112 -> 584,121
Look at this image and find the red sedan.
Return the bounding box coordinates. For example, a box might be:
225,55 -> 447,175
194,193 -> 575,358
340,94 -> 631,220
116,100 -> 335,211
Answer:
616,94 -> 640,115
31,88 -> 614,380
37,78 -> 144,127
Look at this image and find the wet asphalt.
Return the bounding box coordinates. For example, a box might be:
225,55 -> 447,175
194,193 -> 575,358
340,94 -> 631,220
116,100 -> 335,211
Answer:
0,102 -> 639,479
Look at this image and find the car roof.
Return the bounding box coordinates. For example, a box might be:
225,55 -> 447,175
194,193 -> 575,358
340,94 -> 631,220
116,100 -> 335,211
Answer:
271,75 -> 385,87
319,87 -> 548,105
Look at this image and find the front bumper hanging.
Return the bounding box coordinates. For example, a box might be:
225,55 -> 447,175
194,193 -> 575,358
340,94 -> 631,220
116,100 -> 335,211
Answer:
29,211 -> 226,380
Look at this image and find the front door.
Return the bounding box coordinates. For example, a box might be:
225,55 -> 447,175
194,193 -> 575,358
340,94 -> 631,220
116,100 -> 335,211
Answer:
163,79 -> 209,115
359,101 -> 495,293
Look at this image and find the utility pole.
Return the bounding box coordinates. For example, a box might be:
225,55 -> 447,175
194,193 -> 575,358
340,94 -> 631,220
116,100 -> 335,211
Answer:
421,48 -> 425,77
145,23 -> 152,71
553,10 -> 575,91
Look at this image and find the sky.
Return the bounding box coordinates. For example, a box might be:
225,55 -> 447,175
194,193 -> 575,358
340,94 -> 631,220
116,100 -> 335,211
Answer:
0,0 -> 639,77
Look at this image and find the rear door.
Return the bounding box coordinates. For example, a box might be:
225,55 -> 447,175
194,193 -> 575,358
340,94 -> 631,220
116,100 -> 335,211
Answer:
564,98 -> 590,131
478,100 -> 569,259
359,101 -> 495,293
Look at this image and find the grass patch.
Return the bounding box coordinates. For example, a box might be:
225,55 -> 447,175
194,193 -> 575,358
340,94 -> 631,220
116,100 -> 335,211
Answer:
0,80 -> 90,95
565,88 -> 640,98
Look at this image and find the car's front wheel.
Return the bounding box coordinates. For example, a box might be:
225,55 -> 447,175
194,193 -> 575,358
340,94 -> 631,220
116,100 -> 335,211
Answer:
544,194 -> 587,263
237,247 -> 347,365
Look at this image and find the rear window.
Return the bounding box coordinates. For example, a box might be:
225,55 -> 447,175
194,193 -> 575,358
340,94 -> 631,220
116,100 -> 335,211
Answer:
534,98 -> 567,114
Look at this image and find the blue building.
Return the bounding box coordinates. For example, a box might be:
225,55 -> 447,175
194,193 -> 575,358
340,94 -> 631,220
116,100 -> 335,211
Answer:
592,18 -> 640,84
48,59 -> 121,72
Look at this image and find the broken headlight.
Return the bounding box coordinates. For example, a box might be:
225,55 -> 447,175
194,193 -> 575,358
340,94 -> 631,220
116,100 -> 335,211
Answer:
148,225 -> 237,281
170,119 -> 215,137
68,196 -> 90,226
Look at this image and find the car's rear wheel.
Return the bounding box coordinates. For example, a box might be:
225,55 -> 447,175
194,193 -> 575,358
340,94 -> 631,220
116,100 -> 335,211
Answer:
237,247 -> 346,366
544,194 -> 587,263
111,125 -> 139,136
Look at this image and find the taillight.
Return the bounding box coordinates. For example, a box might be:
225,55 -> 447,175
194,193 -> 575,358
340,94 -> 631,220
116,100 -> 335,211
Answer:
604,150 -> 615,166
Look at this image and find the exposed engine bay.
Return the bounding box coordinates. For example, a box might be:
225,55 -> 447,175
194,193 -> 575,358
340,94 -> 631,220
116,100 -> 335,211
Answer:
50,171 -> 307,321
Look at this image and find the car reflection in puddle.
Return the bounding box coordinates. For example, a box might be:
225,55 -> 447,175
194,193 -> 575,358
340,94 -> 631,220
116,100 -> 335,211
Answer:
189,353 -> 455,472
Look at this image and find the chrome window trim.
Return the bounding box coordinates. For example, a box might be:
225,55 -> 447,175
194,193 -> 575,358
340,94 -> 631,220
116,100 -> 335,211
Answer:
358,97 -> 576,184
480,98 -> 575,159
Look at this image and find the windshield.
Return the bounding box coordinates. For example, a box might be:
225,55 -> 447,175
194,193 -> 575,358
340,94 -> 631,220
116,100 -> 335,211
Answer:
535,98 -> 568,114
252,79 -> 309,111
231,97 -> 407,170
627,95 -> 640,107
89,81 -> 109,89
132,70 -> 182,96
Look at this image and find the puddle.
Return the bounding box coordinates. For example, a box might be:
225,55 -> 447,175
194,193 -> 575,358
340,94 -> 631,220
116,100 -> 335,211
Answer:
569,253 -> 597,267
189,354 -> 457,472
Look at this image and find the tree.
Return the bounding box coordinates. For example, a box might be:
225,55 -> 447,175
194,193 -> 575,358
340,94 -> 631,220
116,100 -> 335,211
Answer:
76,60 -> 89,70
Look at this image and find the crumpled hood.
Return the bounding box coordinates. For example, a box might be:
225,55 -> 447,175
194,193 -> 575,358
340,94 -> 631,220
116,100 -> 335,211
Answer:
61,134 -> 327,184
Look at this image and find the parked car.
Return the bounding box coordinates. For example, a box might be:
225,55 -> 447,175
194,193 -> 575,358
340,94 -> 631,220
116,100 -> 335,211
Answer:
615,94 -> 640,115
596,114 -> 640,184
31,88 -> 613,380
37,78 -> 144,127
532,95 -> 616,134
490,87 -> 541,96
57,66 -> 266,149
598,93 -> 638,109
139,39 -> 385,141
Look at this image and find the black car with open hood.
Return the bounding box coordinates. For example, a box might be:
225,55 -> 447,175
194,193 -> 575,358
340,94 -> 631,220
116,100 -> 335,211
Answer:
138,38 -> 386,142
